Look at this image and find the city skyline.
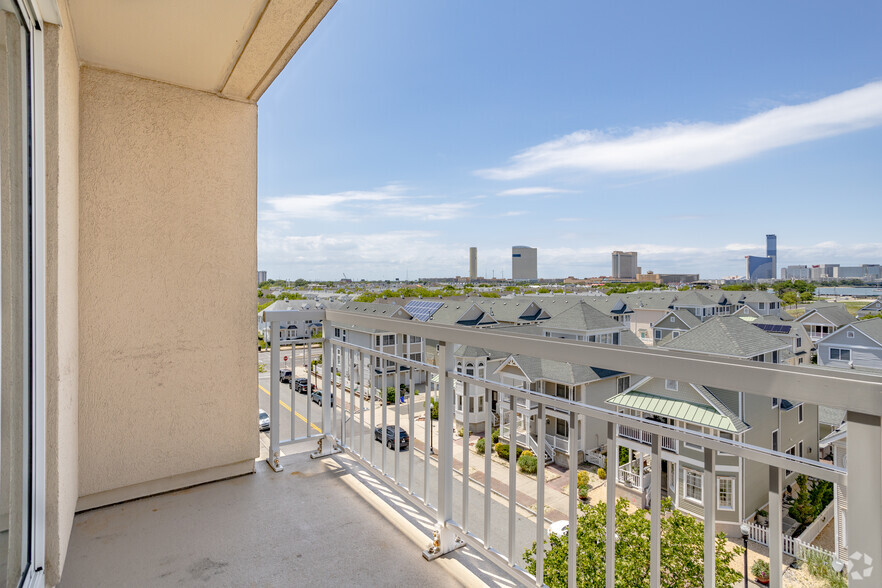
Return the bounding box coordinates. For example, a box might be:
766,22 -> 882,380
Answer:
257,1 -> 882,280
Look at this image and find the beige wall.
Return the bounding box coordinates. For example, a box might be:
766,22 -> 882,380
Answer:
43,11 -> 81,584
77,66 -> 257,502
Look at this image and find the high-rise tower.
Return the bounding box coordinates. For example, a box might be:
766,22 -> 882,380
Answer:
469,247 -> 477,280
766,234 -> 777,281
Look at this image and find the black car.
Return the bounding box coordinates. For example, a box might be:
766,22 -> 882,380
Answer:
311,390 -> 333,407
293,378 -> 309,394
375,426 -> 409,451
279,369 -> 292,384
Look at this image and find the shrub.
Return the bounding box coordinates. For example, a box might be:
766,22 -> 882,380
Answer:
518,453 -> 538,474
495,443 -> 510,460
751,559 -> 770,581
457,426 -> 464,437
386,387 -> 397,404
597,468 -> 607,480
491,429 -> 500,444
430,398 -> 439,420
476,437 -> 485,454
521,450 -> 534,458
577,470 -> 591,490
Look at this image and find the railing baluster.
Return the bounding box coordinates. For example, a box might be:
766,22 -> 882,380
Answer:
703,448 -> 716,587
606,421 -> 616,588
536,403 -> 546,587
650,434 -> 661,588
768,465 -> 782,588
306,339 -> 313,437
290,343 -> 296,440
321,321 -> 332,450
409,360 -> 415,493
348,347 -> 355,451
359,350 -> 366,456
484,386 -> 492,549
381,354 -> 387,477
394,356 -> 401,483
437,341 -> 455,550
508,394 -> 517,564
267,320 -> 282,471
368,352 -> 375,466
424,370 -> 431,504
568,410 -> 577,587
459,381 -> 468,532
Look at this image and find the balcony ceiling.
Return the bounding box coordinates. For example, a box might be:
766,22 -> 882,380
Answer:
66,0 -> 335,101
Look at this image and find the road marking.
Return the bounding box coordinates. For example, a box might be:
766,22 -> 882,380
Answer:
259,384 -> 322,433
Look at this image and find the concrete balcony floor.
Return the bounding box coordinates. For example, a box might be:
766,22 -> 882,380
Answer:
59,443 -> 511,587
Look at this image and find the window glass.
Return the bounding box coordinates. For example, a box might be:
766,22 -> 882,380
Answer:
718,477 -> 735,510
684,468 -> 702,502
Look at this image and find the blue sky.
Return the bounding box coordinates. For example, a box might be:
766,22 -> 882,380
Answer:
257,1 -> 882,281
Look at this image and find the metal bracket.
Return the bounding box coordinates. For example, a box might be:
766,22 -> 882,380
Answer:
267,450 -> 283,472
310,435 -> 342,459
422,525 -> 465,561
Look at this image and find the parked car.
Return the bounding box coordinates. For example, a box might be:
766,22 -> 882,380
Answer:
547,520 -> 568,538
311,390 -> 333,407
294,378 -> 309,394
374,426 -> 409,451
279,369 -> 292,384
258,409 -> 270,432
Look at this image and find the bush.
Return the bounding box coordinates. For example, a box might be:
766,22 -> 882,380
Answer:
597,468 -> 607,480
751,559 -> 770,581
495,443 -> 510,460
476,437 -> 485,454
577,470 -> 591,490
518,453 -> 538,474
430,398 -> 439,420
386,387 -> 397,404
457,426 -> 464,437
491,429 -> 500,444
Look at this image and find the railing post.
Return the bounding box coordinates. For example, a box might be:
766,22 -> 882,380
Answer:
267,320 -> 283,472
846,411 -> 882,585
606,421 -> 617,588
311,318 -> 340,459
650,434 -> 661,588
703,448 -> 716,587
424,340 -> 464,560
768,466 -> 783,588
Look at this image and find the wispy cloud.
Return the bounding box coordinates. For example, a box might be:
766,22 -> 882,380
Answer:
497,186 -> 574,196
261,184 -> 475,222
477,81 -> 882,180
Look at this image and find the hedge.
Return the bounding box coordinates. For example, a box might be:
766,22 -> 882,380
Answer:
518,453 -> 538,474
494,443 -> 525,461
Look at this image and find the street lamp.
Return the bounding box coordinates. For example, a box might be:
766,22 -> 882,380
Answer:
739,522 -> 750,588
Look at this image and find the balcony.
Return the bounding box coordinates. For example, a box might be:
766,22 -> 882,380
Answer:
244,307 -> 882,587
58,306 -> 882,587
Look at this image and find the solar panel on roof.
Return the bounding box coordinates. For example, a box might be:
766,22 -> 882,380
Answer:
404,300 -> 444,321
756,323 -> 791,334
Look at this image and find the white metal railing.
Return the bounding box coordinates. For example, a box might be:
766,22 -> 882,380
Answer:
619,424 -> 678,453
260,307 -> 882,588
544,433 -> 569,455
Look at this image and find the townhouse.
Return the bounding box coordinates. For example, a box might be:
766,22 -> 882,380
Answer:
796,302 -> 856,342
817,317 -> 882,370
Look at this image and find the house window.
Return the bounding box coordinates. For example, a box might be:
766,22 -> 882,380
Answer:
410,353 -> 422,363
556,419 -> 569,437
456,362 -> 462,373
382,334 -> 395,346
772,397 -> 779,409
829,348 -> 851,361
759,302 -> 765,310
718,477 -> 735,510
683,423 -> 702,450
772,429 -> 779,452
796,337 -> 802,347
665,379 -> 678,391
654,329 -> 662,339
466,363 -> 474,376
672,331 -> 680,338
376,335 -> 380,346
617,376 -> 631,394
670,316 -> 675,323
772,350 -> 779,364
847,331 -> 855,339
684,468 -> 702,502
798,441 -> 804,457
335,328 -> 341,338
798,404 -> 804,423
555,383 -> 569,399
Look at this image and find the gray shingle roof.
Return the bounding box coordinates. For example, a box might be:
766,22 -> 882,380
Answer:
501,354 -> 621,385
852,317 -> 882,345
619,292 -> 678,310
660,316 -> 789,358
452,345 -> 508,360
797,303 -> 856,327
424,302 -> 497,326
541,301 -> 622,331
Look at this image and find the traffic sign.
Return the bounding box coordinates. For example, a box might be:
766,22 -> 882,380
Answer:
284,356 -> 288,361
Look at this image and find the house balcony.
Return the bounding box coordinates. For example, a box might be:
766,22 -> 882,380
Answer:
238,307 -> 882,587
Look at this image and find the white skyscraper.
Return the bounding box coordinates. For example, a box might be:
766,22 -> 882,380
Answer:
469,247 -> 477,280
611,251 -> 638,280
512,246 -> 537,280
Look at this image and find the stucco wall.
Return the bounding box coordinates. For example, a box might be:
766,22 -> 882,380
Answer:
43,9 -> 80,583
78,66 -> 257,500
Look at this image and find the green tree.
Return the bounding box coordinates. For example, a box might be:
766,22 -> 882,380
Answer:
780,291 -> 798,308
292,278 -> 309,288
523,498 -> 743,588
800,291 -> 814,303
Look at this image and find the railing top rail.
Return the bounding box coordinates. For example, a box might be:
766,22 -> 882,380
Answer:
316,309 -> 882,416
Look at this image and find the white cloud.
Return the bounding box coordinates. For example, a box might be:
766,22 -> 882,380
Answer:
496,186 -> 574,196
261,183 -> 475,222
477,81 -> 882,180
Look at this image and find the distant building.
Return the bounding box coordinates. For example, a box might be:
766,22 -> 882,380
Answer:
611,251 -> 638,280
257,270 -> 267,284
782,265 -> 809,280
511,246 -> 537,280
636,272 -> 699,285
469,247 -> 477,280
745,255 -> 774,281
810,264 -> 839,280
766,234 -> 777,280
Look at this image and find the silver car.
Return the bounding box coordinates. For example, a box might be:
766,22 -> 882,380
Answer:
258,409 -> 270,431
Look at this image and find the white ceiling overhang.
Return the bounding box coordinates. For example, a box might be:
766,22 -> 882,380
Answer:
65,0 -> 336,101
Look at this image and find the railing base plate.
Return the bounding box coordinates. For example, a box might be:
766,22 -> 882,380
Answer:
310,436 -> 342,459
267,452 -> 283,472
422,528 -> 466,561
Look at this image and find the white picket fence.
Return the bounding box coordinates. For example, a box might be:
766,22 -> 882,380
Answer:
744,521 -> 836,562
